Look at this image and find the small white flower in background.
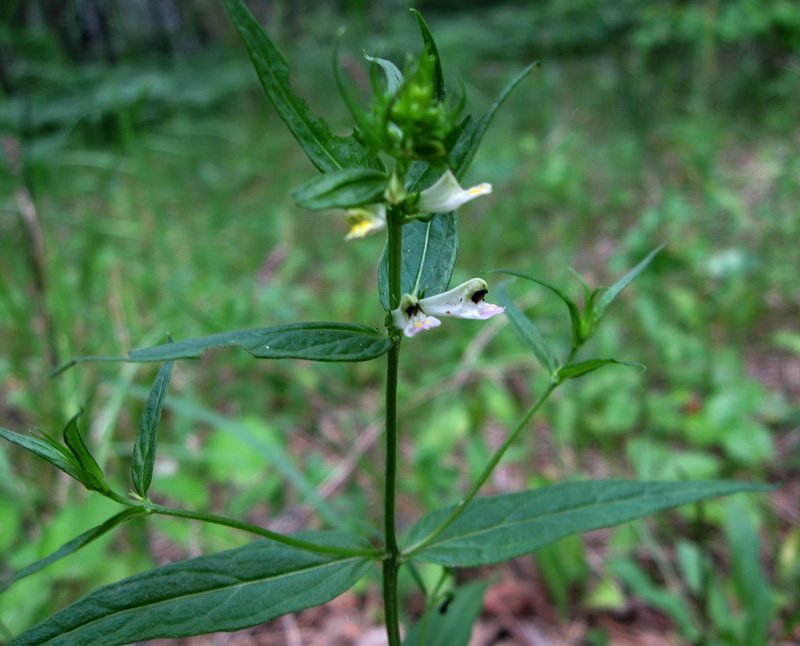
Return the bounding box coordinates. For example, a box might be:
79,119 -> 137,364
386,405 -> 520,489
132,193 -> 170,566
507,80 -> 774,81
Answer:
344,204 -> 386,240
391,278 -> 505,338
416,170 -> 492,214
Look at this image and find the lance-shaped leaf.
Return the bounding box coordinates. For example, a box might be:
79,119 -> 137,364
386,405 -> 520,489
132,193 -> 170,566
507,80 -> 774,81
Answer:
62,412 -> 108,493
377,212 -> 458,310
52,323 -> 394,376
557,358 -> 645,382
364,52 -> 403,95
132,356 -> 174,498
293,168 -> 388,210
492,268 -> 583,348
495,280 -> 558,375
411,9 -> 446,103
589,245 -> 664,333
8,532 -> 373,646
403,480 -> 771,567
222,0 -> 380,172
0,508 -> 145,595
403,580 -> 489,646
0,425 -> 83,484
450,61 -> 539,180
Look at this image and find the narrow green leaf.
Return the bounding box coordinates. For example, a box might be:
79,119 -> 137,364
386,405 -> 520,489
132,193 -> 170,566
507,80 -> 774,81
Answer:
0,426 -> 82,483
52,322 -> 394,376
591,245 -> 664,329
0,508 -> 145,595
411,9 -> 446,102
222,0 -> 378,172
403,581 -> 488,646
610,559 -> 700,641
293,167 -> 388,210
724,502 -> 772,644
403,480 -> 772,567
557,358 -> 645,381
378,213 -> 458,310
132,357 -> 174,498
364,52 -> 403,95
495,280 -> 558,375
61,412 -> 108,493
8,532 -> 373,646
450,61 -> 539,180
492,269 -> 582,348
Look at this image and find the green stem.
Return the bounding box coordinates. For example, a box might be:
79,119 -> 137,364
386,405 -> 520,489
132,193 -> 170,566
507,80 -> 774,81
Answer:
383,206 -> 403,646
404,381 -> 558,557
106,493 -> 381,559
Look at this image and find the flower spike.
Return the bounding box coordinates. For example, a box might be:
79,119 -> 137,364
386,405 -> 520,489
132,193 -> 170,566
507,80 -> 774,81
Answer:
391,279 -> 505,337
344,204 -> 386,240
416,170 -> 492,214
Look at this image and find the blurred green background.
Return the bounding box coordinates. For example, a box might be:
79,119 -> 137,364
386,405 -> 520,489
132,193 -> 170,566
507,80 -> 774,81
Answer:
1,0 -> 799,643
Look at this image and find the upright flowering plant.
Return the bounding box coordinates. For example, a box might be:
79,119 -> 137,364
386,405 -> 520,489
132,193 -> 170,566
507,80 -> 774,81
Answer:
0,3 -> 769,646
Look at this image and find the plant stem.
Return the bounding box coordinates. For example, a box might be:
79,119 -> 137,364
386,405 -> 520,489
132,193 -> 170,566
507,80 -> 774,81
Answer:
106,493 -> 381,558
383,206 -> 403,646
404,381 -> 558,557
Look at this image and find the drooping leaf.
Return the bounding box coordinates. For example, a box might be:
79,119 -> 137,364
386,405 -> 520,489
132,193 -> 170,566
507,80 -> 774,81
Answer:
132,356 -> 174,498
0,508 -> 145,595
8,532 -> 374,646
52,323 -> 394,376
411,9 -> 446,103
495,280 -> 558,375
61,412 -> 108,493
378,213 -> 458,310
590,245 -> 664,330
450,61 -> 539,180
492,269 -> 582,348
557,358 -> 645,382
403,580 -> 489,646
293,167 -> 388,210
0,426 -> 82,483
222,0 -> 380,172
403,480 -> 771,567
364,52 -> 403,95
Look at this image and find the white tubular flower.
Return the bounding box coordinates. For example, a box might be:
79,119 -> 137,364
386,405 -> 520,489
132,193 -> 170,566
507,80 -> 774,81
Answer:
391,279 -> 505,338
344,204 -> 386,240
392,293 -> 442,338
421,278 -> 505,320
416,169 -> 492,214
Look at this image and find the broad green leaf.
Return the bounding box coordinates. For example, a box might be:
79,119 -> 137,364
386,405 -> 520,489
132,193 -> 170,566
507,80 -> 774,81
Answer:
0,426 -> 82,483
403,580 -> 488,646
364,52 -> 403,95
591,245 -> 663,330
378,213 -> 458,310
492,269 -> 582,348
52,323 -> 394,375
403,480 -> 771,567
495,280 -> 558,375
450,61 -> 539,181
132,357 -> 174,498
222,0 -> 380,172
411,9 -> 446,102
0,508 -> 145,595
557,358 -> 645,382
62,412 -> 107,492
293,167 -> 388,210
8,533 -> 373,646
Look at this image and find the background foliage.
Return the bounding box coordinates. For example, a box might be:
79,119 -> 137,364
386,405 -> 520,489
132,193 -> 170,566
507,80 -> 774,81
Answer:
1,0 -> 799,643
